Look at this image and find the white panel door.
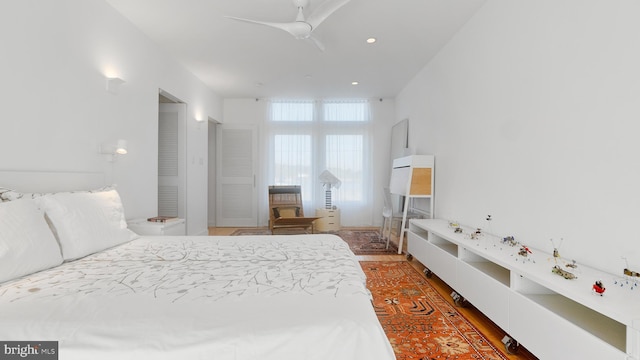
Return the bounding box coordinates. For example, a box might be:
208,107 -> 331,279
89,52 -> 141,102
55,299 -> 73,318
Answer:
158,103 -> 186,219
216,123 -> 258,226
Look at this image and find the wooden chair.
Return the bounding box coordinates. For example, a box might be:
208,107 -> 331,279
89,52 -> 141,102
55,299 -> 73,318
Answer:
268,185 -> 320,234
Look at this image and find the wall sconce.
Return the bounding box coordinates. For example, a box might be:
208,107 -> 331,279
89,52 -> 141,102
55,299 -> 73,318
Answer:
115,139 -> 128,155
106,76 -> 125,94
99,139 -> 128,162
195,115 -> 206,130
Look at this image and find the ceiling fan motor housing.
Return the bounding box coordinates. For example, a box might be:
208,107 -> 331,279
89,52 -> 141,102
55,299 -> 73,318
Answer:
290,21 -> 313,39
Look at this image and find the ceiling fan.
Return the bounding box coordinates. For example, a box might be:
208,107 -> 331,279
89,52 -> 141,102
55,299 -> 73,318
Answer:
225,0 -> 351,51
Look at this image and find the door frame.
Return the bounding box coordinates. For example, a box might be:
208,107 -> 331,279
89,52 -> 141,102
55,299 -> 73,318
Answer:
157,97 -> 187,221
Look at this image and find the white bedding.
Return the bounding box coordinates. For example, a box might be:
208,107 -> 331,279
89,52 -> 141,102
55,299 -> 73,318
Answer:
0,235 -> 395,360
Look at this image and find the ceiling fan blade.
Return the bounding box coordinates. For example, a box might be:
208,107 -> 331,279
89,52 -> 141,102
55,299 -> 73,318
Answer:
225,16 -> 289,31
306,36 -> 325,52
306,0 -> 351,30
225,16 -> 311,39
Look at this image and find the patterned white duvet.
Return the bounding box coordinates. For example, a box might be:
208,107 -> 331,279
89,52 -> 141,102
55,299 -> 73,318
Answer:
0,235 -> 396,360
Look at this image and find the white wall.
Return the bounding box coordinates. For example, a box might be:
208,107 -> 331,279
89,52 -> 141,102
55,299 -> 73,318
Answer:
223,98 -> 395,227
0,0 -> 222,236
396,0 -> 640,274
370,99 -> 397,226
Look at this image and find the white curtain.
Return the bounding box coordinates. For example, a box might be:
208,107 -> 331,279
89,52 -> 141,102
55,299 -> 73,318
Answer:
263,99 -> 372,226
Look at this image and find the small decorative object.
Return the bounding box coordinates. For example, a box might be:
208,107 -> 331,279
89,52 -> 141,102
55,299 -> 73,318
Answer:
623,268 -> 640,278
513,244 -> 535,264
449,221 -> 463,234
548,238 -> 579,271
549,238 -> 563,264
622,257 -> 640,277
518,245 -> 532,257
470,228 -> 482,240
502,236 -> 518,247
592,280 -> 605,296
449,221 -> 460,229
551,265 -> 577,280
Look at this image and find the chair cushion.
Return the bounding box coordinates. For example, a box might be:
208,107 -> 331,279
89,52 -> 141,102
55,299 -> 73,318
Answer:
272,206 -> 301,218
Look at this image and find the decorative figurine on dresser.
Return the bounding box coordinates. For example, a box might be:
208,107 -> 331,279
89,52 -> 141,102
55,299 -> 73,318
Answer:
592,280 -> 606,296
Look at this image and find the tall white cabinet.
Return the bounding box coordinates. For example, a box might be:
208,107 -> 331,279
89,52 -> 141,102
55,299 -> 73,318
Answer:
408,219 -> 640,360
389,155 -> 434,254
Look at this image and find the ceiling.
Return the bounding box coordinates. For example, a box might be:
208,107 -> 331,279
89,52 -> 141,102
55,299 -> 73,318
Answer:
105,0 -> 486,99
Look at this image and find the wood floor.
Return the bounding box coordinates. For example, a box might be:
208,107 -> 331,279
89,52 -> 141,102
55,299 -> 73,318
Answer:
209,226 -> 537,360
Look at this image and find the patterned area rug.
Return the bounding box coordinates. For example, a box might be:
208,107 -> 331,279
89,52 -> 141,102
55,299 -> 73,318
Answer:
361,261 -> 508,360
229,228 -> 398,255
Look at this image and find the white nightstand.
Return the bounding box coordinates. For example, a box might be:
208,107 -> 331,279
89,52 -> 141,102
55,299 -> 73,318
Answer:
128,218 -> 186,236
315,208 -> 340,232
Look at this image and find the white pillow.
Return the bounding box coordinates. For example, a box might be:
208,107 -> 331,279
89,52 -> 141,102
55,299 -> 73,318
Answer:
36,189 -> 131,260
0,199 -> 63,283
0,185 -> 115,202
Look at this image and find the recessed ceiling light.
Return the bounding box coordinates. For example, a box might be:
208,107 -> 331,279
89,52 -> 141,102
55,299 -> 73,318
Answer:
366,37 -> 377,44
351,81 -> 359,85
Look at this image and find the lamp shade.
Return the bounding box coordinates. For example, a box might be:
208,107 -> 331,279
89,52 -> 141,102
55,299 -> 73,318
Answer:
318,170 -> 341,189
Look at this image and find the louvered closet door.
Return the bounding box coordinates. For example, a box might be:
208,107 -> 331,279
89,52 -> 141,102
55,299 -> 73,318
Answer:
216,124 -> 258,226
158,103 -> 186,219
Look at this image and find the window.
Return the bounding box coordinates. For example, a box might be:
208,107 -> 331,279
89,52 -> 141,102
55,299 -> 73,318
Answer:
273,134 -> 312,200
326,135 -> 364,201
323,102 -> 368,122
266,99 -> 372,225
270,101 -> 314,122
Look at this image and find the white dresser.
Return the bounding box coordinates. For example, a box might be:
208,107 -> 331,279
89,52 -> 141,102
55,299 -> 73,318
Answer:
128,218 -> 186,236
408,218 -> 640,360
315,208 -> 340,232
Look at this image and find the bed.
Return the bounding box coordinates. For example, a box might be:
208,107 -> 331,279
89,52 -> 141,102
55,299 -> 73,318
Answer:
0,172 -> 395,360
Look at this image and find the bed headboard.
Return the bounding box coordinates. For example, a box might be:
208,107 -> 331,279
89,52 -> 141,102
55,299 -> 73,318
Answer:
0,170 -> 106,193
